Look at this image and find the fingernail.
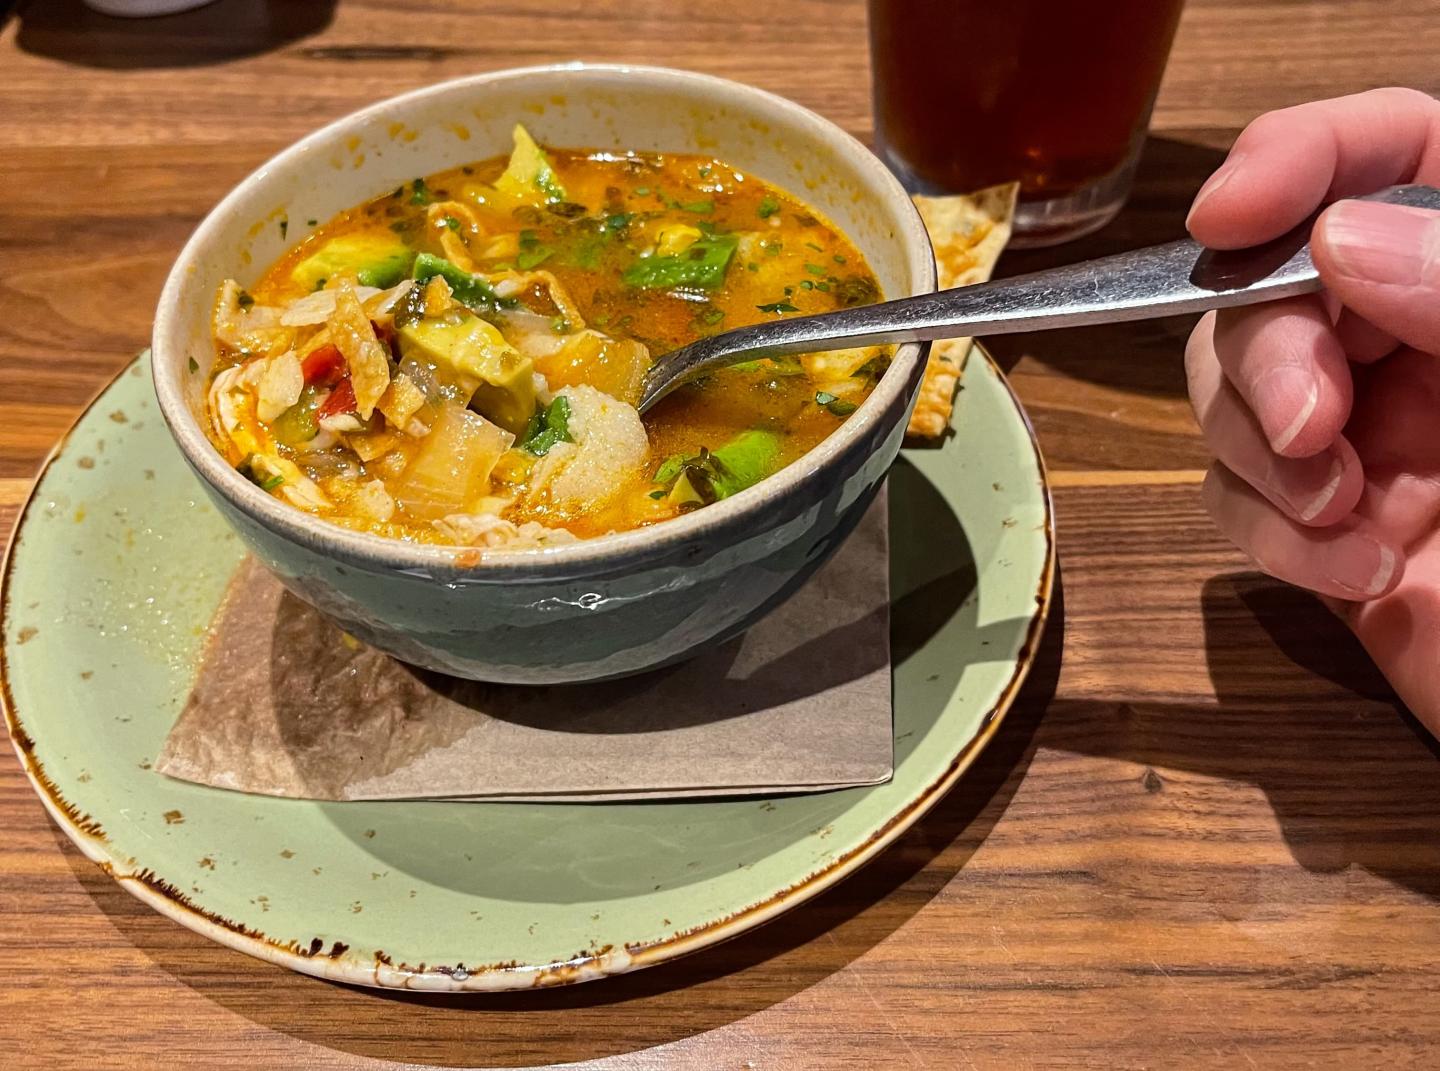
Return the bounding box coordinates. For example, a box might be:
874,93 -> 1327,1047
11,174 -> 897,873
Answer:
1324,534 -> 1398,597
1323,200 -> 1440,287
1186,153 -> 1245,228
1251,365 -> 1318,454
1296,456 -> 1345,523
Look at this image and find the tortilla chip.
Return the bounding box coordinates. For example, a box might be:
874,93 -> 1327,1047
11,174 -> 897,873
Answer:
907,183 -> 1018,438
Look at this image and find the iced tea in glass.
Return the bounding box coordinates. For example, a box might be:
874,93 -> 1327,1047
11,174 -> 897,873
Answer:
868,0 -> 1185,246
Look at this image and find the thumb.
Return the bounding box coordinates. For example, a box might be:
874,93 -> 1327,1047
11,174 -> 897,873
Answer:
1313,200 -> 1440,354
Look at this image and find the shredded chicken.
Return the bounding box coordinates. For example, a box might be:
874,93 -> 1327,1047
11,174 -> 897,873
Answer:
213,279 -> 295,357
351,479 -> 396,523
208,362 -> 267,461
433,512 -> 578,549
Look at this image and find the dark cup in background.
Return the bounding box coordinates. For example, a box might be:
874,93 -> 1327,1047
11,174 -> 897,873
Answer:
868,0 -> 1185,247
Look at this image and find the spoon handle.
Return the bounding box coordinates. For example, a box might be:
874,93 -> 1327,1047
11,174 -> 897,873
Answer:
638,184 -> 1440,412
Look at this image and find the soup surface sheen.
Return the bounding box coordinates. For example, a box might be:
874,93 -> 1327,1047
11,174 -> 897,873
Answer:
205,126 -> 887,549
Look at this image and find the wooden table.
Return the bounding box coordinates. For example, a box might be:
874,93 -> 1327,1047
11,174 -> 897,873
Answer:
3,1 -> 1439,1066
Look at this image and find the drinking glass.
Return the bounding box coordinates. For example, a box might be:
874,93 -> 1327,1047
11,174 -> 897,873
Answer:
868,0 -> 1186,247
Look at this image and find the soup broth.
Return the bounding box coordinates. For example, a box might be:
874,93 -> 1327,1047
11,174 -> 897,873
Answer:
205,126 -> 888,549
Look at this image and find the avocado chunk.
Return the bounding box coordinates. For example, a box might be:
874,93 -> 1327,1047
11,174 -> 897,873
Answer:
494,123 -> 567,206
667,470 -> 707,509
291,233 -> 414,291
655,430 -> 782,506
708,430 -> 781,498
397,314 -> 535,436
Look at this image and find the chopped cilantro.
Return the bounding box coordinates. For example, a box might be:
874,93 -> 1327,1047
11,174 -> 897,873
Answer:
306,218 -> 318,227
648,489 -> 667,500
260,474 -> 285,491
278,218 -> 288,239
805,241 -> 823,252
236,290 -> 255,310
757,300 -> 799,314
604,212 -> 634,235
757,196 -> 780,219
691,304 -> 726,332
411,252 -> 518,313
571,236 -> 605,269
634,185 -> 651,196
746,262 -> 759,272
835,275 -> 881,307
804,262 -> 826,275
653,454 -> 686,485
800,279 -> 814,290
409,177 -> 433,206
816,391 -> 858,416
680,199 -> 714,214
187,356 -> 199,374
442,215 -> 462,231
519,397 -> 573,456
516,229 -> 554,270
622,234 -> 738,290
833,253 -> 848,264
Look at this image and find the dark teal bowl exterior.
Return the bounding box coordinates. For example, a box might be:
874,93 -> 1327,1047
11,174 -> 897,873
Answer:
192,346 -> 924,684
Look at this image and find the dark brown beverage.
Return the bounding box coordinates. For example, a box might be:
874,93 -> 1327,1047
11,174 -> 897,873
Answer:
869,0 -> 1184,244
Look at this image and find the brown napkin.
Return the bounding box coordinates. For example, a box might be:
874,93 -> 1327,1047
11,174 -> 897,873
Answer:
155,494 -> 893,801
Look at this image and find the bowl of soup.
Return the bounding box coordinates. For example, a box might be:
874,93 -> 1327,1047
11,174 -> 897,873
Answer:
152,64 -> 936,683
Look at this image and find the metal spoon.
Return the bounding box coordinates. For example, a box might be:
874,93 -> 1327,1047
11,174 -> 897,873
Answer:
637,183 -> 1440,413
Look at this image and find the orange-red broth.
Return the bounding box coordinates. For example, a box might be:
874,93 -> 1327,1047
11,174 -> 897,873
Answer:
215,145 -> 888,542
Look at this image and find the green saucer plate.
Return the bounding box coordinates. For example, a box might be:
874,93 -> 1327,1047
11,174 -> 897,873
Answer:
2,347 -> 1053,992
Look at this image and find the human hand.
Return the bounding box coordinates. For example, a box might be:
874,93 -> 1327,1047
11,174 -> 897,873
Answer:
1183,87 -> 1440,735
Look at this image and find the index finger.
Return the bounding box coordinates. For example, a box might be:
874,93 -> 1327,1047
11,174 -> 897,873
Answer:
1186,88 -> 1440,250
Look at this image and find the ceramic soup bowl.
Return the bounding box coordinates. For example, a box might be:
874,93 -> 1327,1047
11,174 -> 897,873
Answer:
152,64 -> 936,683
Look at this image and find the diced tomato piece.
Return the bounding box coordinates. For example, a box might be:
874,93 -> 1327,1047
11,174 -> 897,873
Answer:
301,344 -> 346,387
319,377 -> 357,417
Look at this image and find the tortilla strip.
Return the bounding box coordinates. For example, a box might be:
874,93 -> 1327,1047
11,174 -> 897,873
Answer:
907,183 -> 1018,438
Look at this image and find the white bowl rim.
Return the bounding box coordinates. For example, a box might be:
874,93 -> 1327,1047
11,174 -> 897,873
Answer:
152,62 -> 937,576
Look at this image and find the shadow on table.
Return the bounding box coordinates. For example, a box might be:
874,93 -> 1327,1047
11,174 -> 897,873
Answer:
1043,570 -> 1440,903
983,135 -> 1229,403
58,576 -> 1065,1068
10,0 -> 334,69
1203,571 -> 1440,898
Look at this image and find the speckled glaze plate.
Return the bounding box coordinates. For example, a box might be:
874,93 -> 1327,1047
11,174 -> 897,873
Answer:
2,347 -> 1053,992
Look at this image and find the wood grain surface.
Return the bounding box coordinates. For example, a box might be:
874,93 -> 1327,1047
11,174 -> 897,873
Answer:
3,1 -> 1440,1067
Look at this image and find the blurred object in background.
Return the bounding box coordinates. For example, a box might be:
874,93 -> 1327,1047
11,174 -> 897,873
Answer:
82,0 -> 216,15
14,0 -> 335,68
868,0 -> 1185,247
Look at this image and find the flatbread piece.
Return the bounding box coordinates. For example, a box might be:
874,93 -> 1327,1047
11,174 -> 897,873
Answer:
907,183 -> 1018,438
